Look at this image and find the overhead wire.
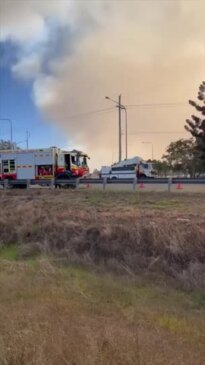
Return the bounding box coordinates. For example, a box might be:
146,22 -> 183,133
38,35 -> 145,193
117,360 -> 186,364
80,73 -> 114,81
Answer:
127,131 -> 186,135
66,102 -> 189,120
64,103 -> 188,138
67,107 -> 115,119
126,102 -> 188,108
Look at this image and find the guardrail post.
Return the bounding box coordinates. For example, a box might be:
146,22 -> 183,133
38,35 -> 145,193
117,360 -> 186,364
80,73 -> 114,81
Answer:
26,179 -> 30,189
103,177 -> 107,190
4,179 -> 8,190
168,177 -> 172,192
76,177 -> 80,189
133,177 -> 137,191
50,178 -> 55,189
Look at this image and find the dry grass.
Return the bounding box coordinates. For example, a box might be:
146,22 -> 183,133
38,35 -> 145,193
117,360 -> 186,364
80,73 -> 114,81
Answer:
0,190 -> 205,364
0,189 -> 205,289
0,260 -> 205,365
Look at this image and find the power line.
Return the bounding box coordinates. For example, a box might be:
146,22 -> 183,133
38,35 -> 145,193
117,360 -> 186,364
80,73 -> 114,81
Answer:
126,102 -> 188,108
67,107 -> 115,120
66,102 -> 189,120
127,130 -> 186,135
64,102 -> 189,120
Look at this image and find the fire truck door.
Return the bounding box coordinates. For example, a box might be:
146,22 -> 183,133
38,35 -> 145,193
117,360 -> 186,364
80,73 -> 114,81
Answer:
57,153 -> 65,170
16,153 -> 35,179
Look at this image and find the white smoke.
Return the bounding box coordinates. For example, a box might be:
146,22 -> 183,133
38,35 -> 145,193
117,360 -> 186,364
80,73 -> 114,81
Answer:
1,0 -> 205,168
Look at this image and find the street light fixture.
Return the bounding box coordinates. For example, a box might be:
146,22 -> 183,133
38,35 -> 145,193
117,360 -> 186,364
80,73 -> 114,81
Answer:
0,118 -> 13,148
105,95 -> 128,161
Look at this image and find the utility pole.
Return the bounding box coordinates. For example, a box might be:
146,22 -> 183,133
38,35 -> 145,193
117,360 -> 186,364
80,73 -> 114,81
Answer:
105,95 -> 127,162
118,94 -> 122,162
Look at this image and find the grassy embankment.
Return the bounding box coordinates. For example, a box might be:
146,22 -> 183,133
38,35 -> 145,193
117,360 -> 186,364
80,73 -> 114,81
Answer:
0,189 -> 205,364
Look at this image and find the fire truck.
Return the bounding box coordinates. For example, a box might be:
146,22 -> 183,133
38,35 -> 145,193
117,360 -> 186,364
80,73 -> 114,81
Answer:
0,147 -> 89,180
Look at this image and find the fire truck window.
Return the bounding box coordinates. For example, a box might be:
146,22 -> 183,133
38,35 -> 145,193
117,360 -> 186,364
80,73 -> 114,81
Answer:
76,156 -> 80,166
2,160 -> 16,173
3,160 -> 9,173
78,156 -> 86,166
38,165 -> 52,175
71,155 -> 80,166
64,154 -> 71,170
10,160 -> 15,172
83,157 -> 87,166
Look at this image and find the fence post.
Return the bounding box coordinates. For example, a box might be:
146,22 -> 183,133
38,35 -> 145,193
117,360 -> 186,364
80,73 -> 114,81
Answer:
103,177 -> 107,191
168,177 -> 172,192
4,179 -> 8,190
50,178 -> 55,189
26,179 -> 30,189
76,177 -> 80,189
133,177 -> 137,192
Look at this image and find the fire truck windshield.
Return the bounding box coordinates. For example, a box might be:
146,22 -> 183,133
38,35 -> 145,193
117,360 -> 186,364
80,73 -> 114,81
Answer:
71,155 -> 87,167
79,156 -> 87,166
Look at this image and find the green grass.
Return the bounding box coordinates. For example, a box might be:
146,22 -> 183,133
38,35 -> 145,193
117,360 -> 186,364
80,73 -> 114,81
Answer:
145,199 -> 183,210
0,245 -> 20,261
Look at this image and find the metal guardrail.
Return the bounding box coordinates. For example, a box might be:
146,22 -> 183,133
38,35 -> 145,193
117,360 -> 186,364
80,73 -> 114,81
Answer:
0,178 -> 205,191
82,177 -> 205,185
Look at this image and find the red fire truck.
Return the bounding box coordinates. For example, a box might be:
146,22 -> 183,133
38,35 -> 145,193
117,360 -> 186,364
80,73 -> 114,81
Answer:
0,147 -> 89,180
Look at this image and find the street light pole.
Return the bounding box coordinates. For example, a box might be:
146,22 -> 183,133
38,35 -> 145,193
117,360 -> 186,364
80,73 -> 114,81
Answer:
124,107 -> 128,160
118,94 -> 122,162
0,118 -> 13,148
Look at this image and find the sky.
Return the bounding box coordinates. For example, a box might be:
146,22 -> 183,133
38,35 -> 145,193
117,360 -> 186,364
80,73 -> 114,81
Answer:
0,0 -> 205,169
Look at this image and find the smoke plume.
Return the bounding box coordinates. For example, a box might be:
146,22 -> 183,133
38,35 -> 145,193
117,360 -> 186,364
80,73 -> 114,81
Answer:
1,0 -> 205,168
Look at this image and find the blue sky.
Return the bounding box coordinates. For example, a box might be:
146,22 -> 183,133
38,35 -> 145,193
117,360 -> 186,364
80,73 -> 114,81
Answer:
0,41 -> 67,149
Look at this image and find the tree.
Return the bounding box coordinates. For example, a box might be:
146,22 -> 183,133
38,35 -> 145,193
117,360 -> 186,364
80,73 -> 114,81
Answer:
162,138 -> 204,177
92,168 -> 100,176
185,81 -> 205,162
147,159 -> 170,177
0,140 -> 18,150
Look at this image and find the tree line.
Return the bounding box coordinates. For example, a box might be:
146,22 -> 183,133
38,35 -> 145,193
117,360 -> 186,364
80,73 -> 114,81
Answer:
0,140 -> 18,150
149,81 -> 205,177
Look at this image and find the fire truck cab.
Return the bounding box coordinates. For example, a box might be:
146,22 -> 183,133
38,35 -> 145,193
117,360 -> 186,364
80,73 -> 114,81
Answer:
57,149 -> 89,177
0,147 -> 89,180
